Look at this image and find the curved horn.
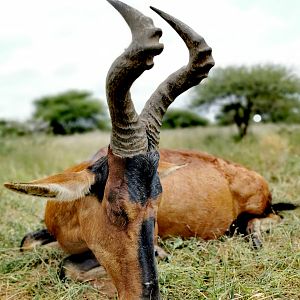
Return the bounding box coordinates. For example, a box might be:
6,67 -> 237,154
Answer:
106,0 -> 163,157
140,7 -> 215,150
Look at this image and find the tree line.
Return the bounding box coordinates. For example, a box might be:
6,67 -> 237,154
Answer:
1,64 -> 300,138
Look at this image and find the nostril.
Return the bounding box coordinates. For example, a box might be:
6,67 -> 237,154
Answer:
142,280 -> 160,299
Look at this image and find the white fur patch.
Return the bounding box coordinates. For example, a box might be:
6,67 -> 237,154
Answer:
49,172 -> 95,201
27,171 -> 96,201
48,182 -> 92,201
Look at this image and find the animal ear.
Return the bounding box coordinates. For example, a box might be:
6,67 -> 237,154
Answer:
158,161 -> 187,178
4,170 -> 95,201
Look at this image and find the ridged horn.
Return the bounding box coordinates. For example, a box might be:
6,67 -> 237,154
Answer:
106,0 -> 164,157
140,7 -> 215,150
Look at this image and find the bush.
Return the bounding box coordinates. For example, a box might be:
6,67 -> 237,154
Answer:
0,120 -> 29,137
0,120 -> 51,137
33,90 -> 109,135
162,109 -> 209,129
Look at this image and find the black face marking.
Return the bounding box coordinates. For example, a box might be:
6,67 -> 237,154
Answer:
125,151 -> 162,205
88,156 -> 109,202
107,190 -> 118,203
138,218 -> 160,299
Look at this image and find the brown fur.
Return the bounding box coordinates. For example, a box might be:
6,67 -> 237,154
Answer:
6,147 -> 274,248
3,2 -> 219,297
157,148 -> 271,239
78,195 -> 144,299
5,147 -> 278,298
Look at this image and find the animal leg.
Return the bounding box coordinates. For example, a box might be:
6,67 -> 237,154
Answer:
20,228 -> 58,252
246,218 -> 263,249
257,213 -> 282,233
59,250 -> 116,297
246,213 -> 282,249
59,250 -> 104,280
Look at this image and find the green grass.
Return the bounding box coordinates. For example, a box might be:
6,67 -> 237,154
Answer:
0,124 -> 300,299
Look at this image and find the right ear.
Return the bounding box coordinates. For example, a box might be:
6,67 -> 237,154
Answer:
4,170 -> 95,201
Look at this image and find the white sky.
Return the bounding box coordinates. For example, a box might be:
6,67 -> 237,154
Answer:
0,0 -> 299,120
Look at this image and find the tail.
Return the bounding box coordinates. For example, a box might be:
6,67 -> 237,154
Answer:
271,202 -> 298,213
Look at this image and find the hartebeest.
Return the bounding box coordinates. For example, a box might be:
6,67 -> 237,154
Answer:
4,0 -> 216,299
4,0 -> 295,299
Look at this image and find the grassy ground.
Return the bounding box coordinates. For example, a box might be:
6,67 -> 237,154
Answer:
0,124 -> 299,299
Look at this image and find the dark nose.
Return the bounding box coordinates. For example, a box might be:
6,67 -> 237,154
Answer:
138,218 -> 160,299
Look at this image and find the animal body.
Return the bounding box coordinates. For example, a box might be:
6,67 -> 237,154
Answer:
36,146 -> 278,247
5,1 -> 295,299
5,146 -> 285,293
4,0 -> 216,299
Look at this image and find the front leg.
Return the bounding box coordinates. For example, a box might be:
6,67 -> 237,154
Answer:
20,228 -> 58,252
59,250 -> 117,298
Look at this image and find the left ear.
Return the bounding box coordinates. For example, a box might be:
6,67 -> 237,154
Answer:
4,170 -> 95,201
158,161 -> 187,178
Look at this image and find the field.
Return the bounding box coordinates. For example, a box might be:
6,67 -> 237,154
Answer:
0,124 -> 299,299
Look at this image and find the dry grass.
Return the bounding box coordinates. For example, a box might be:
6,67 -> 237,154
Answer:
0,124 -> 299,299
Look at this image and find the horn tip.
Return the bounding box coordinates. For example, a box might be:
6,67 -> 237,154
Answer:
150,6 -> 165,18
150,6 -> 177,27
106,0 -> 114,6
106,0 -> 117,5
149,6 -> 158,12
107,0 -> 125,11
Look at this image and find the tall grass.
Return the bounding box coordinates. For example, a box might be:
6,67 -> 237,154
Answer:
0,124 -> 299,299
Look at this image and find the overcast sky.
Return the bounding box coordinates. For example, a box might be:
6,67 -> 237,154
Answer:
1,0 -> 299,121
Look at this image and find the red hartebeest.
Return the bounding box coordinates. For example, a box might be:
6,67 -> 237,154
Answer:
4,1 -> 216,299
5,1 -> 296,299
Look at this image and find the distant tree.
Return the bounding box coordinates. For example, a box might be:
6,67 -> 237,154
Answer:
0,120 -> 29,137
191,65 -> 300,138
33,90 -> 109,134
162,108 -> 208,129
0,119 -> 50,137
262,98 -> 300,124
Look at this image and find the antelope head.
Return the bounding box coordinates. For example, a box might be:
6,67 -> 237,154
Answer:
4,0 -> 214,298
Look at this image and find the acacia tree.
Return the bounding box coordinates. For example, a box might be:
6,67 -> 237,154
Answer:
33,90 -> 108,134
191,65 -> 300,138
162,108 -> 208,129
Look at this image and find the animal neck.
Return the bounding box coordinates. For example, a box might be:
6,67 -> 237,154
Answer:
45,200 -> 79,236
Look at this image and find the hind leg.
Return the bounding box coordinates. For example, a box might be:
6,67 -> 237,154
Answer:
20,228 -> 58,252
59,250 -> 116,298
246,213 -> 282,249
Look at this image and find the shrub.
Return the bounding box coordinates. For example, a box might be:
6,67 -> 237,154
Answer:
33,90 -> 109,135
0,120 -> 29,137
162,109 -> 208,129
